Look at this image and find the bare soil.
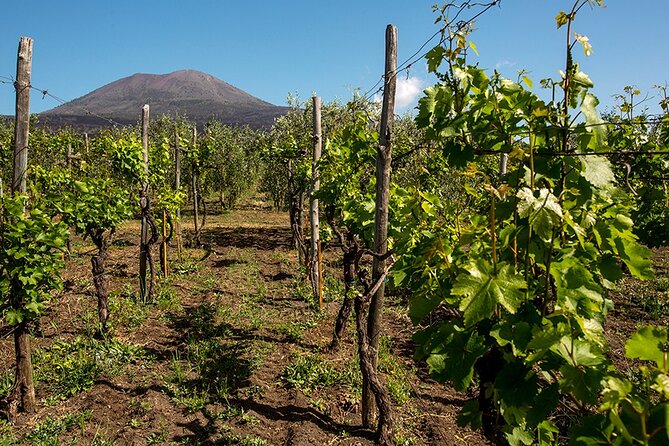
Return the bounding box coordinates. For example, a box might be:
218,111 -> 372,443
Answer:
2,203 -> 666,445
0,203 -> 489,445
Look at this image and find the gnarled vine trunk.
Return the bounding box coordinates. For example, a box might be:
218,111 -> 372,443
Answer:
355,289 -> 394,445
91,229 -> 114,334
330,232 -> 358,351
9,321 -> 35,416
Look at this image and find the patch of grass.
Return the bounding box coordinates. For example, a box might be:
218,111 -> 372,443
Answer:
0,370 -> 14,400
170,386 -> 209,413
291,276 -> 316,306
25,411 -> 91,445
173,259 -> 199,275
146,427 -> 169,445
635,282 -> 669,319
0,419 -> 15,446
155,281 -> 183,313
108,294 -> 149,330
654,277 -> 669,292
378,336 -> 413,406
217,430 -> 268,446
275,310 -> 323,343
33,337 -> 150,403
323,276 -> 345,302
281,353 -> 350,391
394,433 -> 417,446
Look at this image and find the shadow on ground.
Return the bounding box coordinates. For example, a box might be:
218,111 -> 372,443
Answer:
200,227 -> 293,251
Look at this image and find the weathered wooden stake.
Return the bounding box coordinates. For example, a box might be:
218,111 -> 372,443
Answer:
10,36 -> 36,415
310,95 -> 322,308
318,240 -> 324,310
174,128 -> 182,255
162,209 -> 168,277
139,104 -> 150,302
12,38 -> 31,196
84,133 -> 90,154
499,153 -> 508,177
192,127 -> 199,243
363,23 -> 397,429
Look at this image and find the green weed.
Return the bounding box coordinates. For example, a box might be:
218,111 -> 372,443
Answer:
25,411 -> 91,445
33,337 -> 149,403
281,354 -> 348,390
378,336 -> 413,406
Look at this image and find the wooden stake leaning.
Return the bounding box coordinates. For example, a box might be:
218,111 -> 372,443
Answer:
310,95 -> 322,306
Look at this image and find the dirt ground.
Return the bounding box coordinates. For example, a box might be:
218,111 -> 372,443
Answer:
0,203 -> 490,445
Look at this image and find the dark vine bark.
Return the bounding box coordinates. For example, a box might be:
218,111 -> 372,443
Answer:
353,258 -> 395,445
159,210 -> 174,275
144,211 -> 160,300
287,160 -> 308,264
90,228 -> 114,334
474,347 -> 506,444
8,321 -> 35,417
328,212 -> 358,351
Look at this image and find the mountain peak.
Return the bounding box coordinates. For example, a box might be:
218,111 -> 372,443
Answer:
40,70 -> 287,129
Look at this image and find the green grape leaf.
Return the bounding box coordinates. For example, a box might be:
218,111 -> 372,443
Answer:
625,326 -> 668,368
517,187 -> 563,241
426,46 -> 445,73
452,260 -> 526,326
550,256 -> 605,318
559,363 -> 604,405
555,11 -> 570,29
653,374 -> 669,399
568,414 -> 617,445
457,400 -> 482,430
409,290 -> 445,325
580,155 -> 615,188
555,338 -> 606,367
614,237 -> 654,280
5,308 -> 24,325
419,324 -> 487,390
573,71 -> 594,88
579,94 -> 607,152
506,427 -> 534,446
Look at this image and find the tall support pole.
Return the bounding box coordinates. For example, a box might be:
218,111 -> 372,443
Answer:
10,36 -> 36,414
499,153 -> 508,177
174,128 -> 182,255
192,127 -> 199,244
363,24 -> 397,429
310,96 -> 323,309
139,104 -> 150,302
12,38 -> 32,196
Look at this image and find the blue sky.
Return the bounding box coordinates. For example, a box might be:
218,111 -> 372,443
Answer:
1,1 -> 667,117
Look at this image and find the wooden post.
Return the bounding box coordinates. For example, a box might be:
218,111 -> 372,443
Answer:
363,24 -> 397,428
499,153 -> 508,177
84,133 -> 90,154
139,104 -> 150,302
10,36 -> 36,414
192,127 -> 199,242
162,209 -> 168,277
174,128 -> 182,255
12,38 -> 32,196
310,96 -> 323,308
318,240 -> 324,310
66,144 -> 72,169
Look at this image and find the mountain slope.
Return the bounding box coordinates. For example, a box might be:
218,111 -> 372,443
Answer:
39,70 -> 288,129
